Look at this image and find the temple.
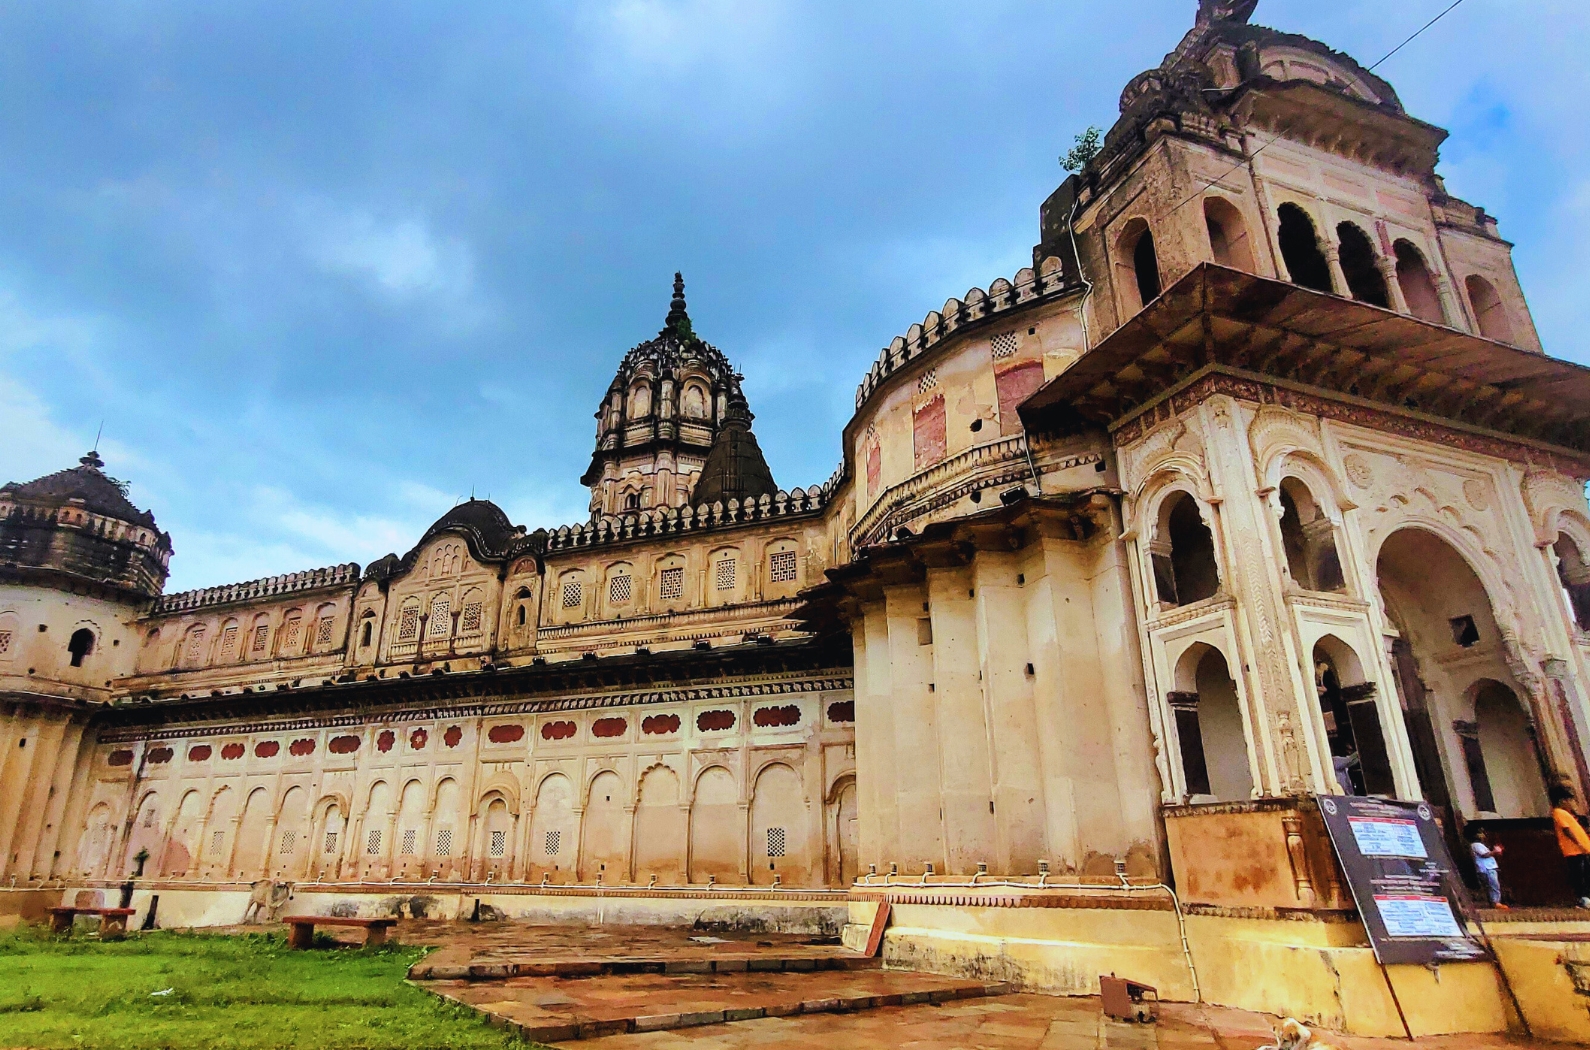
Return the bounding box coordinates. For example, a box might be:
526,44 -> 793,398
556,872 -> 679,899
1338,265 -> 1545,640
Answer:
5,1 -> 1590,1037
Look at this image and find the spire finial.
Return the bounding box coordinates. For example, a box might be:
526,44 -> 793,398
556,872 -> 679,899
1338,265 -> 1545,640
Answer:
664,271 -> 693,338
79,450 -> 105,471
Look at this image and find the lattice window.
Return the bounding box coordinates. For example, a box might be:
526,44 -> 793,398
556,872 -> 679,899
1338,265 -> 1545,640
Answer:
366,829 -> 382,855
143,808 -> 156,828
767,827 -> 786,858
489,830 -> 506,857
324,831 -> 339,855
0,630 -> 12,656
609,575 -> 632,604
315,616 -> 335,646
251,623 -> 270,654
210,830 -> 225,858
918,368 -> 938,393
460,602 -> 483,633
401,829 -> 417,856
990,330 -> 1019,359
397,605 -> 419,641
545,830 -> 560,856
279,830 -> 297,855
429,598 -> 451,636
715,558 -> 736,591
280,618 -> 301,652
659,567 -> 683,601
769,550 -> 798,583
435,827 -> 453,857
219,625 -> 239,660
562,580 -> 582,609
185,628 -> 206,662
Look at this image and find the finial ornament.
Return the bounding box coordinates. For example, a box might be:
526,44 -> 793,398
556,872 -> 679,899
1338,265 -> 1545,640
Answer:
664,271 -> 693,338
79,450 -> 105,471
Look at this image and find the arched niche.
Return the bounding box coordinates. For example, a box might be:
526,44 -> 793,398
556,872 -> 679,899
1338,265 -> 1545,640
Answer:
1336,222 -> 1389,308
1278,476 -> 1345,592
1204,196 -> 1254,272
689,766 -> 741,885
1394,241 -> 1444,323
1116,217 -> 1161,314
1151,490 -> 1221,606
1312,635 -> 1394,796
1169,642 -> 1252,802
1276,203 -> 1332,293
1466,275 -> 1515,343
1462,679 -> 1549,818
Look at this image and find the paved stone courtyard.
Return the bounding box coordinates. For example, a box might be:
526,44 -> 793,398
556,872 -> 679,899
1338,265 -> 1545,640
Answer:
246,919 -> 1550,1049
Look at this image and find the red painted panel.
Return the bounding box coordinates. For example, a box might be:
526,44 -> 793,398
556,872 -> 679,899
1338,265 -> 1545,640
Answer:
146,746 -> 174,764
187,744 -> 212,762
697,709 -> 736,732
592,717 -> 627,739
221,742 -> 245,760
107,749 -> 134,767
826,700 -> 856,723
443,725 -> 462,748
642,713 -> 681,736
377,730 -> 396,753
995,361 -> 1045,435
541,720 -> 577,741
289,738 -> 315,757
913,394 -> 946,470
409,728 -> 428,749
254,740 -> 280,759
329,735 -> 361,755
865,442 -> 881,493
487,723 -> 525,744
753,704 -> 801,728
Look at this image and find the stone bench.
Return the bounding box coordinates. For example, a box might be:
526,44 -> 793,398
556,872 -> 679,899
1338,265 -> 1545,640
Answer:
282,915 -> 398,949
49,906 -> 136,939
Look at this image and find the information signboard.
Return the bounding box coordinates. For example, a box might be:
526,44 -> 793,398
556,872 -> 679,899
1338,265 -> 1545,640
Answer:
1315,794 -> 1487,965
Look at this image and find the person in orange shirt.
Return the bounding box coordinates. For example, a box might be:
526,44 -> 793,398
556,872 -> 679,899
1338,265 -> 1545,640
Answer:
1550,784 -> 1590,908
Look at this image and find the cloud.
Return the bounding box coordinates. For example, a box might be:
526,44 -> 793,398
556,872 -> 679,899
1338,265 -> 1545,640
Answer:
0,373 -> 85,483
303,207 -> 475,301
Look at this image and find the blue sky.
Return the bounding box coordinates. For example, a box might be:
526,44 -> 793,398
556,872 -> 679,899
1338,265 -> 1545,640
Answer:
3,0 -> 1586,592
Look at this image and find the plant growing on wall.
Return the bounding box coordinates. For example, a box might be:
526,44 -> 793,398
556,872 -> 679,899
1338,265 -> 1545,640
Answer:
1062,126 -> 1102,173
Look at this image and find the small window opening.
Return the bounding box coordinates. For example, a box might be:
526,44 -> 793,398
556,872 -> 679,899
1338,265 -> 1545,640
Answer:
1394,241 -> 1443,323
516,604 -> 527,626
1203,197 -> 1254,271
68,628 -> 95,667
1153,492 -> 1220,606
1335,223 -> 1389,308
1554,534 -> 1590,631
1450,615 -> 1480,648
625,492 -> 640,511
1466,275 -> 1515,343
360,621 -> 372,647
1277,204 -> 1333,293
1132,228 -> 1161,305
1278,479 -> 1344,592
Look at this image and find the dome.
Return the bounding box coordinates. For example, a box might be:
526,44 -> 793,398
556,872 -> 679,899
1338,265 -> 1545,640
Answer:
0,450 -> 171,599
417,498 -> 520,560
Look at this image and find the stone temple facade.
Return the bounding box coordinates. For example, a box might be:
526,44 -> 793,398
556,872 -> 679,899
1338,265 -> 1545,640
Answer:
5,1 -> 1590,1034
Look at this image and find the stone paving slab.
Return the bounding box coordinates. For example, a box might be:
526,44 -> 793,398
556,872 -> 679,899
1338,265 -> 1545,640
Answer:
402,921 -> 868,980
420,967 -> 1011,1044
563,995 -> 1550,1050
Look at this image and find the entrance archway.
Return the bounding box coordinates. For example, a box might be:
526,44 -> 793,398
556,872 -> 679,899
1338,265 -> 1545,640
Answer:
1376,528 -> 1546,818
1169,643 -> 1252,802
1311,636 -> 1393,795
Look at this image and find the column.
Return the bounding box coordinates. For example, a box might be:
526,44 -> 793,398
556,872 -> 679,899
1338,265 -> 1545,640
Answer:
884,581 -> 945,874
1376,257 -> 1409,314
925,565 -> 996,874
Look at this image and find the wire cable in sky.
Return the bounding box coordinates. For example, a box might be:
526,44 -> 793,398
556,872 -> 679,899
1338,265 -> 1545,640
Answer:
1160,0 -> 1470,219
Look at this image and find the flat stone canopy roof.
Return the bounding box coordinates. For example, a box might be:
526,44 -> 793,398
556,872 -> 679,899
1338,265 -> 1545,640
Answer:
1019,263 -> 1590,463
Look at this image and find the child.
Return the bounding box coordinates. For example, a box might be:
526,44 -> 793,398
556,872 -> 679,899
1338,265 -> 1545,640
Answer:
1550,784 -> 1590,908
1469,828 -> 1506,909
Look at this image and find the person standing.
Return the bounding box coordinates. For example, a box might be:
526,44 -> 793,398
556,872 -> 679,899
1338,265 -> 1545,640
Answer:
1469,828 -> 1506,909
1550,784 -> 1590,908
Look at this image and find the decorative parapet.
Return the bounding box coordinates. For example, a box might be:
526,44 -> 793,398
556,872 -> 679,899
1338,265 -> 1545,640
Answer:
536,597 -> 804,646
150,563 -> 361,615
853,257 -> 1073,413
546,488 -> 829,553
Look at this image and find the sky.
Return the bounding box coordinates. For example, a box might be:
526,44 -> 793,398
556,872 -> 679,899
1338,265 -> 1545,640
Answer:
2,0 -> 1587,592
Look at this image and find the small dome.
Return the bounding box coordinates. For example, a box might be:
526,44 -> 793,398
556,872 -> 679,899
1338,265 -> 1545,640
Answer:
418,498 -> 520,560
1,450 -> 158,529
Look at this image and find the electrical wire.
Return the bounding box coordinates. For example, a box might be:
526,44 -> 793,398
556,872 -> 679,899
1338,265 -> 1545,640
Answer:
1162,0 -> 1470,218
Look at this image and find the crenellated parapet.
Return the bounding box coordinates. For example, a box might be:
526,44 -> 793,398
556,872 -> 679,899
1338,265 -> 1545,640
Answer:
150,563 -> 361,615
546,486 -> 831,553
853,258 -> 1072,413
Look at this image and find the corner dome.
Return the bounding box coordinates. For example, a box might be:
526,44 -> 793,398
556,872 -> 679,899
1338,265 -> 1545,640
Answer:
2,451 -> 159,529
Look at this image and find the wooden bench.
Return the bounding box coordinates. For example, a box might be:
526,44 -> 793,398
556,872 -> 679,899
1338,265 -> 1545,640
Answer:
282,915 -> 397,949
49,906 -> 137,939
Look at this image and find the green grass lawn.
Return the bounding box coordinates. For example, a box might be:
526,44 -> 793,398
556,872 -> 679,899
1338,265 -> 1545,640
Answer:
0,926 -> 537,1050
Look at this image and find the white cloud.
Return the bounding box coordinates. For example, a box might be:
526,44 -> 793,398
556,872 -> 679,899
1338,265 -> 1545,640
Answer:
303,207 -> 475,300
0,373 -> 85,483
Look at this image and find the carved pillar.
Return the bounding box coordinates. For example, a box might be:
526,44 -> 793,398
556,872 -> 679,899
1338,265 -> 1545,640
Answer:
1376,257 -> 1409,314
1432,273 -> 1463,328
1281,812 -> 1317,907
1322,243 -> 1348,298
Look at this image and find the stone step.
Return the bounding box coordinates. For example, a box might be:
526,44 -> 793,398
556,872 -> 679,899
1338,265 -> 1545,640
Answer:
409,951 -> 880,980
418,967 -> 1014,1044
